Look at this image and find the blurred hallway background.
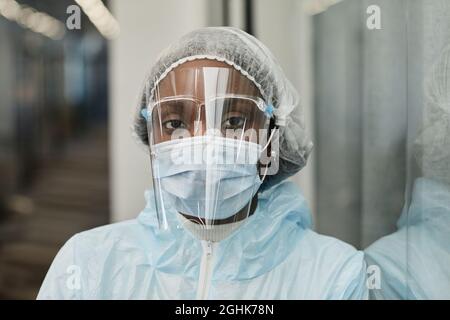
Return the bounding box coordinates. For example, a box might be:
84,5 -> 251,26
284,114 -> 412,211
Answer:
0,0 -> 109,298
0,126 -> 108,298
0,0 -> 449,299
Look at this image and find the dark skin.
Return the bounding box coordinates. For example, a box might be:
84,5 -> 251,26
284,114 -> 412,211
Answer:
153,59 -> 271,225
152,59 -> 266,143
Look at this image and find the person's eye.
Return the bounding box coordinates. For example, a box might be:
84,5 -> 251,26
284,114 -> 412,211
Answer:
223,116 -> 246,129
163,119 -> 186,130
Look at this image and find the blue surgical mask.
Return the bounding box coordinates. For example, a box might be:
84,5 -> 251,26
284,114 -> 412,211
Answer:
151,136 -> 263,221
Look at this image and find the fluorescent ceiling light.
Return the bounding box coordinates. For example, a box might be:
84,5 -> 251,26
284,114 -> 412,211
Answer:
75,0 -> 120,40
0,0 -> 65,40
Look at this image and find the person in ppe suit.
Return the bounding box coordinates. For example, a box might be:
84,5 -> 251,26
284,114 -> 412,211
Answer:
365,45 -> 450,299
37,27 -> 368,300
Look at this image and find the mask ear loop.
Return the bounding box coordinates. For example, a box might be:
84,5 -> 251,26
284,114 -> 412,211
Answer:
259,116 -> 278,184
260,125 -> 275,154
260,147 -> 277,183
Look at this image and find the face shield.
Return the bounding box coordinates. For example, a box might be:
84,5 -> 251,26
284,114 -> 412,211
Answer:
143,65 -> 275,230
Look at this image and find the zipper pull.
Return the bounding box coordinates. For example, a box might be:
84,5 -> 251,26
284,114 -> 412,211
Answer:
204,240 -> 213,256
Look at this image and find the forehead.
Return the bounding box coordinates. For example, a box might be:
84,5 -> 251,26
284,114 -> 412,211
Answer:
155,59 -> 262,99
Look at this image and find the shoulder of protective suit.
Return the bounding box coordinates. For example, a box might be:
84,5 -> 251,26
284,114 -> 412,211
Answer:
36,220 -> 148,300
70,219 -> 150,253
295,229 -> 368,299
76,219 -> 141,237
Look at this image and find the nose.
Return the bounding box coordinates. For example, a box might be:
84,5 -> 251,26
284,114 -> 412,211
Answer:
191,106 -> 207,137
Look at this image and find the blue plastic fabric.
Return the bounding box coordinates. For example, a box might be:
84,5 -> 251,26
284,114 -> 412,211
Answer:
37,181 -> 367,299
365,177 -> 450,299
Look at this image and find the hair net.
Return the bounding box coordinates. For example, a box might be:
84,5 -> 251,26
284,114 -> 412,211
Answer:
134,27 -> 313,189
414,45 -> 450,184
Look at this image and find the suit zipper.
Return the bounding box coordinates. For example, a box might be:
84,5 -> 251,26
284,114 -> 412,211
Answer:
196,240 -> 215,300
